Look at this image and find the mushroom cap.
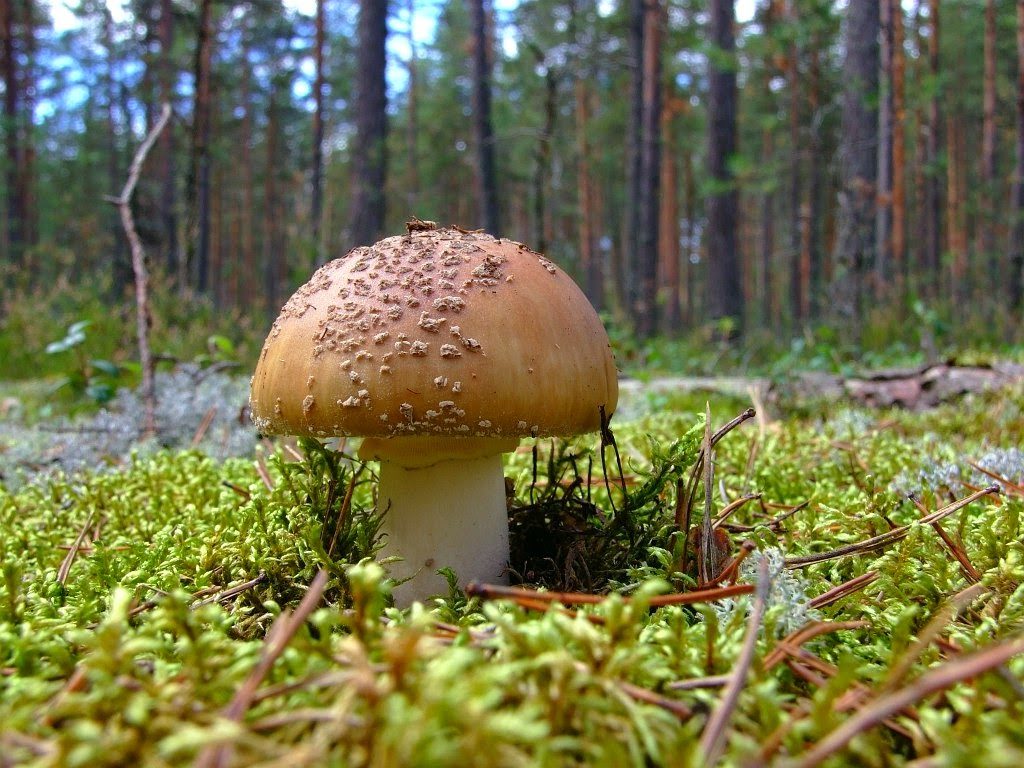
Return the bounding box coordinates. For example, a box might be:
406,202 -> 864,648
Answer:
250,228 -> 618,441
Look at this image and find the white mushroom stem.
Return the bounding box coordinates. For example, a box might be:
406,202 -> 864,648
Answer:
360,436 -> 518,605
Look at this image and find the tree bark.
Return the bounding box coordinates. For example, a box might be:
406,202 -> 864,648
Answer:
707,0 -> 742,333
786,1 -> 803,327
240,34 -> 256,304
469,0 -> 499,234
635,0 -> 662,338
311,0 -> 327,264
980,0 -> 997,280
349,0 -> 389,247
264,81 -> 280,315
19,0 -> 34,248
159,0 -> 178,277
660,91 -> 682,334
876,0 -> 893,295
405,0 -> 420,215
188,0 -> 215,293
832,0 -> 879,329
575,78 -> 602,309
624,0 -> 644,317
529,45 -> 556,253
759,0 -> 777,330
101,7 -> 128,294
892,0 -> 906,295
1011,0 -> 1024,310
924,0 -> 941,297
2,0 -> 23,267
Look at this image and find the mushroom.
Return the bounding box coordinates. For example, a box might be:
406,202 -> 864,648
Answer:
250,225 -> 617,603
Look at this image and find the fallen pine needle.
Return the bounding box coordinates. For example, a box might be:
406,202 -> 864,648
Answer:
791,635 -> 1024,768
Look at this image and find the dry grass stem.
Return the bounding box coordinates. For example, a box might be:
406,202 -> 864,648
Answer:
699,557 -> 771,765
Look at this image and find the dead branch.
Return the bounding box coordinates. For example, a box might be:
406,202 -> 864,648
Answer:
105,102 -> 172,439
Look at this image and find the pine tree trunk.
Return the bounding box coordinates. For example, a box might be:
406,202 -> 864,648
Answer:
2,0 -> 23,267
877,0 -> 894,296
264,82 -> 280,315
101,7 -> 128,293
892,0 -> 907,295
924,0 -> 941,298
575,79 -> 602,309
683,144 -> 696,326
311,0 -> 326,264
759,0 -> 777,330
529,46 -> 556,253
1010,0 -> 1024,310
19,0 -> 34,249
189,0 -> 214,293
786,1 -> 803,328
624,0 -> 643,318
405,0 -> 419,214
660,92 -> 682,334
635,0 -> 661,338
349,0 -> 388,247
159,0 -> 178,276
240,37 -> 255,302
947,114 -> 967,301
806,39 -> 823,319
980,0 -> 997,282
707,0 -> 742,332
469,0 -> 499,234
833,0 -> 879,330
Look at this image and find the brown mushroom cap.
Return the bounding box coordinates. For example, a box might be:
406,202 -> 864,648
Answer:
250,227 -> 618,442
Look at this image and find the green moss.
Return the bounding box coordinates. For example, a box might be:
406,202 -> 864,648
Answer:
1,391 -> 1023,765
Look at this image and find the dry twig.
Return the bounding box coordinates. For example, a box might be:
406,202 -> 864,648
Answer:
699,557 -> 771,765
104,102 -> 172,439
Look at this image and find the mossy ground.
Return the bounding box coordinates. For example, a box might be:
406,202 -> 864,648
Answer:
1,386 -> 1023,766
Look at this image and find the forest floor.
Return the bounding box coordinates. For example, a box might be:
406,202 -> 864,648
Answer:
1,367 -> 1023,765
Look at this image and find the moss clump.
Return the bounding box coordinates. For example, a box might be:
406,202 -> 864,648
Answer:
1,388 -> 1023,766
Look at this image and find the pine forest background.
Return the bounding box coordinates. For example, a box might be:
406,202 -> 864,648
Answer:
2,0 -> 1024,370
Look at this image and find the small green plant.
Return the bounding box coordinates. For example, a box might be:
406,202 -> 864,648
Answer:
45,320 -> 130,406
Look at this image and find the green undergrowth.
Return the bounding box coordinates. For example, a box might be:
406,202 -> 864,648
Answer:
1,388 -> 1023,766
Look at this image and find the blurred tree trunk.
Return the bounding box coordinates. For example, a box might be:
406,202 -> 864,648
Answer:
2,0 -> 23,267
924,0 -> 941,298
832,0 -> 879,330
624,0 -> 643,319
946,114 -> 967,301
892,0 -> 906,295
876,0 -> 893,296
102,7 -> 128,293
634,0 -> 661,338
682,143 -> 696,325
660,90 -> 682,335
980,0 -> 997,283
805,36 -> 823,319
20,0 -> 34,248
469,0 -> 499,234
1011,0 -> 1024,310
707,0 -> 742,333
240,34 -> 255,303
188,0 -> 215,293
529,44 -> 555,253
264,81 -> 280,314
405,0 -> 419,214
758,0 -> 777,330
159,0 -> 178,277
787,1 -> 803,328
349,0 -> 388,247
575,79 -> 602,309
311,0 -> 326,264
